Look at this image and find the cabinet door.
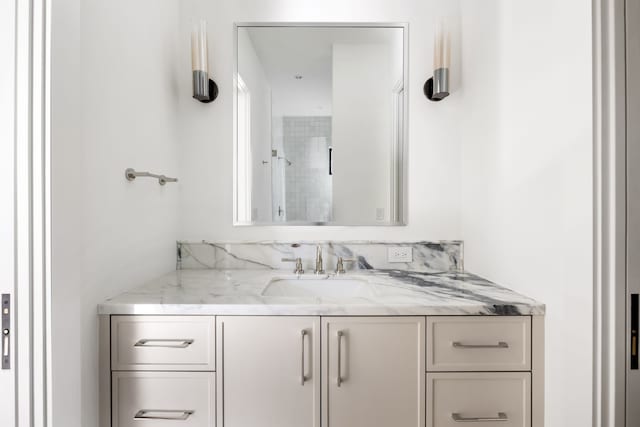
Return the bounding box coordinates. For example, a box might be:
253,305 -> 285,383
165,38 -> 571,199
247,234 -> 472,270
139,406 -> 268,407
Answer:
217,316 -> 320,427
322,317 -> 425,427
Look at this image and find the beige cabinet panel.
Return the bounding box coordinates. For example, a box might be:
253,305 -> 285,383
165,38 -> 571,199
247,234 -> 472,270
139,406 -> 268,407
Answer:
427,372 -> 531,427
112,371 -> 215,427
111,315 -> 215,371
427,316 -> 531,371
322,316 -> 425,427
218,316 -> 320,427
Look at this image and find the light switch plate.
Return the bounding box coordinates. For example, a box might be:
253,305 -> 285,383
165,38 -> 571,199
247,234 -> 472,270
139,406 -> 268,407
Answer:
388,247 -> 413,263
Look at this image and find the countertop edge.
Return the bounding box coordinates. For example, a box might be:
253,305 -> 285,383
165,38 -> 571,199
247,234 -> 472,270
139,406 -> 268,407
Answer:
98,303 -> 546,316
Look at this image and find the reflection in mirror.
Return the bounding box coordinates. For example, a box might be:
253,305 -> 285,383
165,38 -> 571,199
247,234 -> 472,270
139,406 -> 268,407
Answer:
234,24 -> 407,226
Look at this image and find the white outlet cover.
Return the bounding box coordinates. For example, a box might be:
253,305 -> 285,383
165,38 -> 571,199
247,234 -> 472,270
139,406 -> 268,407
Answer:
388,247 -> 413,263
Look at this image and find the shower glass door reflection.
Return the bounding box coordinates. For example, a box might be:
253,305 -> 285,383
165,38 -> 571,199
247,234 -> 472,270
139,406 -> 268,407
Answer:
271,117 -> 333,223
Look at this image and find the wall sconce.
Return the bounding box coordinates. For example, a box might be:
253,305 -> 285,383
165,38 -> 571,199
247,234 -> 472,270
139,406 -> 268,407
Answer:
191,19 -> 218,103
424,21 -> 450,102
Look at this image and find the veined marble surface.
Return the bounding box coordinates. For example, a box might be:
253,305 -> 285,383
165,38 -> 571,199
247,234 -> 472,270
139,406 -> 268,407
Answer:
177,241 -> 463,272
99,269 -> 545,316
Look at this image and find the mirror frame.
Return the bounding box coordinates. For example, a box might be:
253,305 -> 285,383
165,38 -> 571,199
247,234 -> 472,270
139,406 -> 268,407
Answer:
233,22 -> 409,226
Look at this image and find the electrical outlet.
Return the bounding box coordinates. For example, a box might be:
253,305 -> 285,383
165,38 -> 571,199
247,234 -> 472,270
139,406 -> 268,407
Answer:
388,247 -> 413,263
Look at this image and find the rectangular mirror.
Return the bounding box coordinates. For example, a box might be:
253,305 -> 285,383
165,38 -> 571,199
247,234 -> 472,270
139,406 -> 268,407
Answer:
234,23 -> 408,226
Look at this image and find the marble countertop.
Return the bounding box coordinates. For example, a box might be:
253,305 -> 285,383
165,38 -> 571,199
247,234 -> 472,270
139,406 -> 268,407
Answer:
98,269 -> 545,316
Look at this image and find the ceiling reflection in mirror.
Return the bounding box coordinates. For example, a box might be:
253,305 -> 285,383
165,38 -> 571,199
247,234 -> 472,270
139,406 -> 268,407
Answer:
234,24 -> 407,226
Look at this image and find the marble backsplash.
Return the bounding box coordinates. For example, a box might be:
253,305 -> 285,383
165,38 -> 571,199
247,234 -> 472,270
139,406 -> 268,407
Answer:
177,241 -> 463,273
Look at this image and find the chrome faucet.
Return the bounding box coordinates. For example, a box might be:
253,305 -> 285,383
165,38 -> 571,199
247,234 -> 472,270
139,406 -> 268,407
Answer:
315,246 -> 325,274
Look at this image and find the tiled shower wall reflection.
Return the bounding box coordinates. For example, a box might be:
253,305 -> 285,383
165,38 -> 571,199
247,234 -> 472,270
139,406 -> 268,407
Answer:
278,116 -> 332,222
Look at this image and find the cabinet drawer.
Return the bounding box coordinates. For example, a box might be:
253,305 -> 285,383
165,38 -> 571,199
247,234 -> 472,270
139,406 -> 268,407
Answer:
112,371 -> 215,427
426,316 -> 530,371
427,372 -> 531,427
111,316 -> 215,371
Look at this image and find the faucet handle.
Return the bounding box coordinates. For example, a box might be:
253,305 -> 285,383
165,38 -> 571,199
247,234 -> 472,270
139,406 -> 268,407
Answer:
282,257 -> 304,274
335,257 -> 357,274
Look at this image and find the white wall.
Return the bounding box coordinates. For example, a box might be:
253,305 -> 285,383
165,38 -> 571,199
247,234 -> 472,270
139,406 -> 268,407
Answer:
51,0 -> 183,425
50,0 -> 82,425
178,0 -> 463,240
238,29 -> 272,221
332,43 -> 392,223
458,1 -> 593,426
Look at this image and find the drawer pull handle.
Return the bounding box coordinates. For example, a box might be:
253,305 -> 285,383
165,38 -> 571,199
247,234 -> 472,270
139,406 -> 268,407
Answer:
452,341 -> 509,349
452,412 -> 508,422
134,409 -> 195,420
134,339 -> 194,348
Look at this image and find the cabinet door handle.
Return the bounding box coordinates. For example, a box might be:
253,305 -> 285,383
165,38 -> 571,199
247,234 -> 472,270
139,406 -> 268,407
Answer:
301,329 -> 309,385
452,341 -> 509,349
337,330 -> 345,387
134,339 -> 194,348
451,412 -> 508,422
134,409 -> 195,420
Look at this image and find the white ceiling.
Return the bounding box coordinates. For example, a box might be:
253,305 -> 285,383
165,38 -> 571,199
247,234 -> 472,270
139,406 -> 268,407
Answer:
242,26 -> 403,116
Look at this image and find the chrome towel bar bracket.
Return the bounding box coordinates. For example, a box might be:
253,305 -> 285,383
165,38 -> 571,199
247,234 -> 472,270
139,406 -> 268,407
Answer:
125,168 -> 178,185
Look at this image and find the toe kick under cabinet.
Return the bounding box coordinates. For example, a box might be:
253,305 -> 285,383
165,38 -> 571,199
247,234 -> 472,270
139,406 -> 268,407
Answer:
100,315 -> 544,427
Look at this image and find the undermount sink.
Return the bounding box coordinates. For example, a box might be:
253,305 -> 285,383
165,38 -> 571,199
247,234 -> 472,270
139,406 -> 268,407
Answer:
262,276 -> 373,298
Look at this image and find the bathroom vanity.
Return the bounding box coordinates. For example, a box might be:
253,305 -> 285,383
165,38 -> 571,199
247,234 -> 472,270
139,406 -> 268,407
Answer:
98,242 -> 545,427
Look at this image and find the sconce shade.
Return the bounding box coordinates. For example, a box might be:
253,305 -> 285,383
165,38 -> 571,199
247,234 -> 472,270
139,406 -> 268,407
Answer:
425,21 -> 450,101
433,21 -> 451,70
191,20 -> 218,102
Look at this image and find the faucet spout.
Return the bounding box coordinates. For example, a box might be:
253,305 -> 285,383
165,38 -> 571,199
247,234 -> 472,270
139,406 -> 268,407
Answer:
315,245 -> 325,274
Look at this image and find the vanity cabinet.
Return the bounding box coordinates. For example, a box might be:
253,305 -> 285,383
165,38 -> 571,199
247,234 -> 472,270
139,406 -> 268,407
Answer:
101,314 -> 543,427
217,316 -> 321,427
322,317 -> 425,427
